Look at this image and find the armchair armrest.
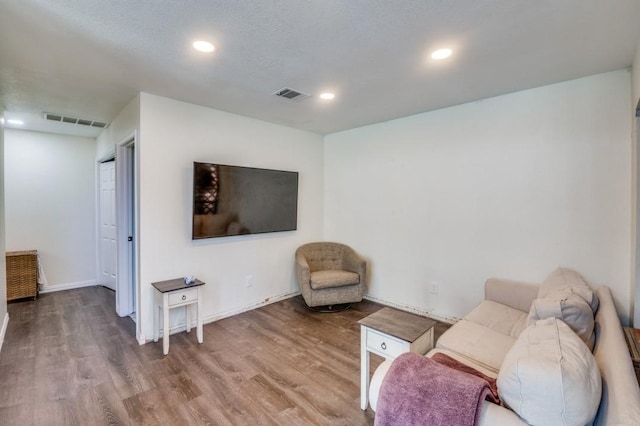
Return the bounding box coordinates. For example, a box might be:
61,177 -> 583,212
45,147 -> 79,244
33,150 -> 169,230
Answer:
342,249 -> 367,283
484,278 -> 539,313
295,251 -> 310,285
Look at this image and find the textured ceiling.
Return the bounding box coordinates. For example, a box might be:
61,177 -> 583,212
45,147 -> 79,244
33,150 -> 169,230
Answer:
1,0 -> 640,137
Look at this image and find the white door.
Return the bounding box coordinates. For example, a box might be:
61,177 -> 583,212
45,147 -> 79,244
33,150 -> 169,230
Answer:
99,160 -> 117,291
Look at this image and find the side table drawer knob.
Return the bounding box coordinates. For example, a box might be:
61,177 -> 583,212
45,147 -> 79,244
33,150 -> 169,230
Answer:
381,342 -> 387,350
182,294 -> 186,301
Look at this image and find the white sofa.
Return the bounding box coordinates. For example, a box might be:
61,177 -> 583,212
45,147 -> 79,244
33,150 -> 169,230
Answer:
369,271 -> 640,425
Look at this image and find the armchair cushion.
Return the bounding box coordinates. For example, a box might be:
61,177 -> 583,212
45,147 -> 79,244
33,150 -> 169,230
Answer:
310,270 -> 360,290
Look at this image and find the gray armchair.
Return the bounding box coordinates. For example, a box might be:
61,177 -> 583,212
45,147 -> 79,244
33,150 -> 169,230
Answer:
295,242 -> 367,311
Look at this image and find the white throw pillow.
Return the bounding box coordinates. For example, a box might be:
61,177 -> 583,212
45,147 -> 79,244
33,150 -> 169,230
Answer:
540,267 -> 599,313
527,291 -> 595,350
497,317 -> 602,426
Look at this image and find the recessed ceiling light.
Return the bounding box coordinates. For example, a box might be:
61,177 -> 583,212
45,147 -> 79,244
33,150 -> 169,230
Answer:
193,40 -> 215,53
7,119 -> 24,125
431,48 -> 452,60
319,92 -> 335,100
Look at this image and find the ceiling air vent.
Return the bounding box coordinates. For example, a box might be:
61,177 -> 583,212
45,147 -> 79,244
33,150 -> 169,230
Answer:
44,112 -> 109,128
273,87 -> 311,102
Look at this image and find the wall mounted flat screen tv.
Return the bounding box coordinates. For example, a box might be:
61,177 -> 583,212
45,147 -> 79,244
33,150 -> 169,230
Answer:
192,162 -> 299,239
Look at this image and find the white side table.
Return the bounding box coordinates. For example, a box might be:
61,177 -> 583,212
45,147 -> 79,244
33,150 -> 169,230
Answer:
358,307 -> 436,410
152,277 -> 205,355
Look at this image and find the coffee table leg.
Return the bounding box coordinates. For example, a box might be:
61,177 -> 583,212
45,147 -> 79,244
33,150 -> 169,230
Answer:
163,293 -> 170,355
186,304 -> 192,333
196,288 -> 203,344
153,301 -> 159,342
361,325 -> 369,410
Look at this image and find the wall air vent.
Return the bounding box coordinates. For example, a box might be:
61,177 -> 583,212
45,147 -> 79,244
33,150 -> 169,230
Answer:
44,112 -> 109,128
273,87 -> 311,102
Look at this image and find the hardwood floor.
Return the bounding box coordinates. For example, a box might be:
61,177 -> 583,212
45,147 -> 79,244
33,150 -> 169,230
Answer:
0,287 -> 449,425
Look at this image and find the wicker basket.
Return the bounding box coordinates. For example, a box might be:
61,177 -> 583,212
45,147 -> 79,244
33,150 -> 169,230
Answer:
6,250 -> 38,301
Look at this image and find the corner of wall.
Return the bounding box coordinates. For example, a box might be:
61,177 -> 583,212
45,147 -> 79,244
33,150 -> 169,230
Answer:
0,110 -> 8,350
96,94 -> 141,161
632,40 -> 640,326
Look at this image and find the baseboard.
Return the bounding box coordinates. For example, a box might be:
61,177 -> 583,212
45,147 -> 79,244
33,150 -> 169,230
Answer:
202,291 -> 301,325
363,294 -> 460,325
151,291 -> 458,340
136,332 -> 146,346
0,313 -> 9,353
39,279 -> 97,294
153,291 -> 301,339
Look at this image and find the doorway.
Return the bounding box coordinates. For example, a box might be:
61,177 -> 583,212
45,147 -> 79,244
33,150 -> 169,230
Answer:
96,133 -> 140,342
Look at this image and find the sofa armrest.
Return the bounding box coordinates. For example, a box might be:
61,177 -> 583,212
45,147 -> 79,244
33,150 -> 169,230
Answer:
592,286 -> 640,425
484,278 -> 539,313
369,359 -> 392,412
477,401 -> 528,425
370,355 -> 528,425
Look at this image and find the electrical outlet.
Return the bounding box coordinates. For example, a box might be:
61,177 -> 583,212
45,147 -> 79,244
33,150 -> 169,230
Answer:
430,281 -> 439,294
246,275 -> 254,288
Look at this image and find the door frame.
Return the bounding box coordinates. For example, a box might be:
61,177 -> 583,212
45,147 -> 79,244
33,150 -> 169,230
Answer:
116,132 -> 142,343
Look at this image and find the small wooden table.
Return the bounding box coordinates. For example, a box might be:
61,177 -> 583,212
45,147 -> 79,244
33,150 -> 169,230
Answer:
152,278 -> 205,355
358,307 -> 436,410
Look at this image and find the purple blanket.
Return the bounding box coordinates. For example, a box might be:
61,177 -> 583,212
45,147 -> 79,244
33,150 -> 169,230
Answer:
375,353 -> 498,426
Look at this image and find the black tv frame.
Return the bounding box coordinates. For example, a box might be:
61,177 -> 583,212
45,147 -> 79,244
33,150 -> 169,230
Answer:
192,162 -> 299,239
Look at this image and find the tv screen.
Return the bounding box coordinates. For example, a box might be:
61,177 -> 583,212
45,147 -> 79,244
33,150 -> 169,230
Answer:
192,162 -> 299,239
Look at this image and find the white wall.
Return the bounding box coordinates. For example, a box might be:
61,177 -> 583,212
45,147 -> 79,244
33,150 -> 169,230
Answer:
325,70 -> 633,323
4,129 -> 97,290
137,93 -> 324,341
96,95 -> 140,160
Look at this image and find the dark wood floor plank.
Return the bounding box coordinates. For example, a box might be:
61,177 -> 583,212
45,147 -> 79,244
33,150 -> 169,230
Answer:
74,381 -> 130,426
122,387 -> 183,425
0,357 -> 35,408
177,394 -> 236,425
241,373 -> 297,413
72,355 -> 112,391
0,286 -> 450,425
98,338 -> 154,400
33,399 -> 83,426
0,402 -> 33,425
